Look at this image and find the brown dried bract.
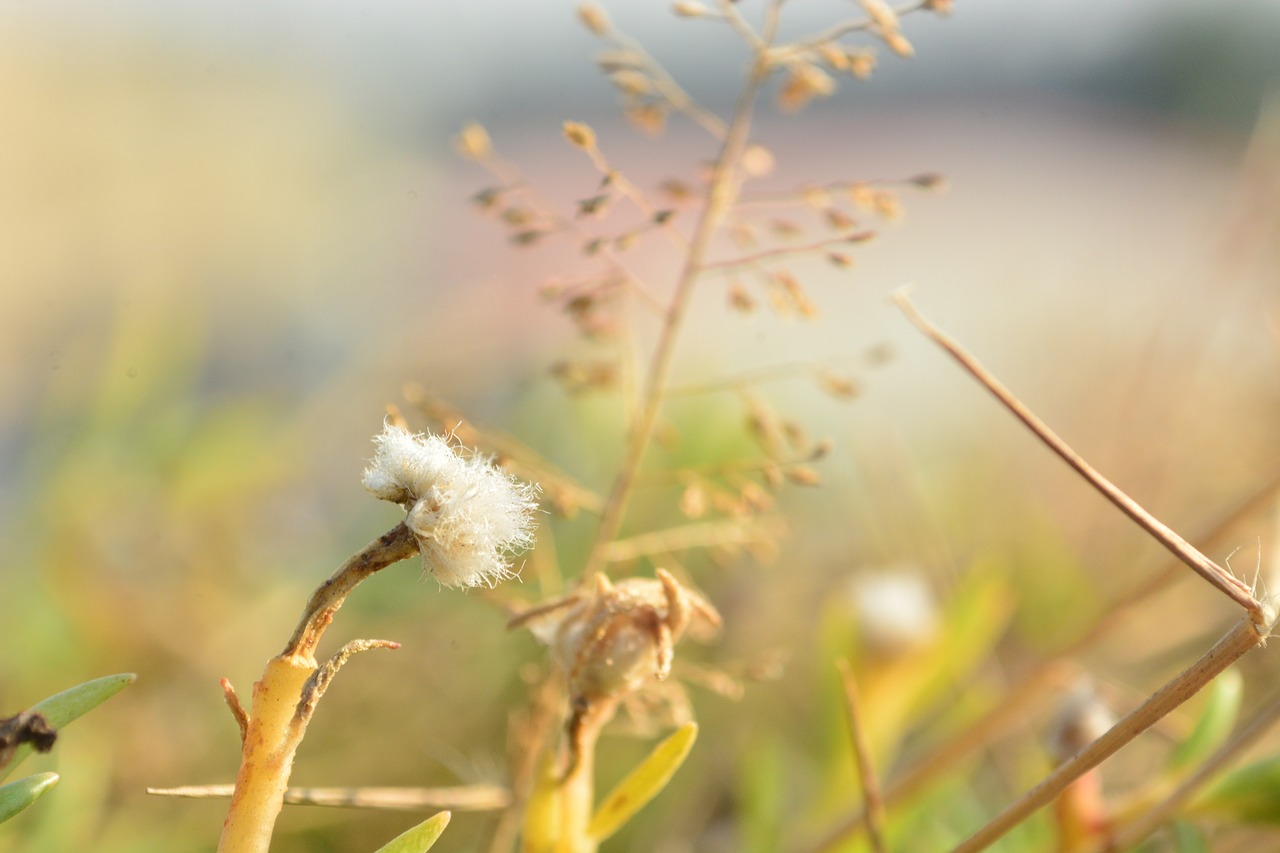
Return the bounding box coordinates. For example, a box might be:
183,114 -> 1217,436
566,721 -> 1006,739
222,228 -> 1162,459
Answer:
511,570 -> 721,706
0,711 -> 57,770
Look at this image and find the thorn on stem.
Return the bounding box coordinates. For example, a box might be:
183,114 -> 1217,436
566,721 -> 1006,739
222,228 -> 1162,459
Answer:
220,678 -> 249,746
294,639 -> 401,725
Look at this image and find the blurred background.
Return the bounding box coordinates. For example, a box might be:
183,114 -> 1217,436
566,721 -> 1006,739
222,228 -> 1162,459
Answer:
1,1 -> 1279,851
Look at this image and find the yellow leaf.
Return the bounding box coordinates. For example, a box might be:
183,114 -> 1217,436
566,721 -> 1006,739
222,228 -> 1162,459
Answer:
522,753 -> 561,853
588,723 -> 697,841
370,810 -> 450,853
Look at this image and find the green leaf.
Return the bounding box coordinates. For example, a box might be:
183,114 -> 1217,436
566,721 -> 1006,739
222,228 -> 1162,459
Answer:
0,773 -> 59,823
588,722 -> 697,842
1167,820 -> 1211,853
371,810 -> 451,853
1191,751 -> 1280,824
1168,669 -> 1242,774
1,673 -> 136,781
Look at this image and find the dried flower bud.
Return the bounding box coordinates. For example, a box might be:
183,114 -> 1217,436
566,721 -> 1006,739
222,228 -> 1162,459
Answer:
827,251 -> 854,269
848,49 -> 877,80
785,465 -> 822,486
816,43 -> 850,72
576,4 -> 611,36
500,207 -> 535,226
859,0 -> 899,31
883,30 -> 915,58
454,123 -> 492,161
778,64 -> 836,112
563,121 -> 597,149
924,0 -> 953,17
660,179 -> 695,201
519,571 -> 721,703
673,1 -> 712,18
910,172 -> 948,191
625,102 -> 668,135
872,189 -> 903,221
610,70 -> 652,97
817,369 -> 859,399
363,423 -> 538,588
825,208 -> 856,230
728,281 -> 756,313
471,187 -> 503,210
577,194 -> 611,217
511,229 -> 546,246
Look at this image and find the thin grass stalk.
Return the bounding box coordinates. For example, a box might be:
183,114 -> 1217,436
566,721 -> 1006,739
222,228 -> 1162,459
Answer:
580,36 -> 776,580
952,615 -> 1268,853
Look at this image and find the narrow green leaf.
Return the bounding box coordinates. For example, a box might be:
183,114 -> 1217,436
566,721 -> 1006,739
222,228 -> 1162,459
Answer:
371,810 -> 451,853
1167,820 -> 1211,853
521,752 -> 561,853
0,773 -> 59,823
588,722 -> 697,842
1191,752 -> 1280,824
1168,669 -> 1242,774
1,673 -> 137,781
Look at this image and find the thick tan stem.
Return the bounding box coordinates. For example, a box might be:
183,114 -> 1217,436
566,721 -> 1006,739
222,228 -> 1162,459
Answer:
216,655 -> 316,853
218,524 -> 418,852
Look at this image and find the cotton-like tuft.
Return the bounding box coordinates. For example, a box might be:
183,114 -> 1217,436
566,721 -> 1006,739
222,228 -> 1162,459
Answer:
363,423 -> 538,588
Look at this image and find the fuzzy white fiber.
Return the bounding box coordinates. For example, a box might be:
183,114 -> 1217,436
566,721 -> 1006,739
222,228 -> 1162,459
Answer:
363,423 -> 538,587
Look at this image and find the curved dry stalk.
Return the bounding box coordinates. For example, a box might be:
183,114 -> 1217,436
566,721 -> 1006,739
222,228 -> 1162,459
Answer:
282,523 -> 418,659
836,660 -> 887,853
891,290 -> 1265,624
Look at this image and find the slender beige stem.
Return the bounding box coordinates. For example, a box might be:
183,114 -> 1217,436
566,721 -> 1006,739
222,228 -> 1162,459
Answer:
1104,690 -> 1280,851
836,660 -> 887,853
580,58 -> 773,580
952,615 -> 1268,853
283,523 -> 417,658
892,290 -> 1265,623
150,782 -> 510,811
805,661 -> 1078,853
700,230 -> 875,272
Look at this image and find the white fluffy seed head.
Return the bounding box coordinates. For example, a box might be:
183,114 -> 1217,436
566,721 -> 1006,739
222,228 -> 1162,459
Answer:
362,423 -> 539,588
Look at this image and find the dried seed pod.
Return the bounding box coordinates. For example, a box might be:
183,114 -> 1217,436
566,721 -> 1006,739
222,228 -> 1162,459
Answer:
785,465 -> 822,486
626,102 -> 668,135
778,64 -> 836,111
728,281 -> 756,313
563,121 -> 597,149
454,123 -> 492,160
817,369 -> 859,399
577,4 -> 611,36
